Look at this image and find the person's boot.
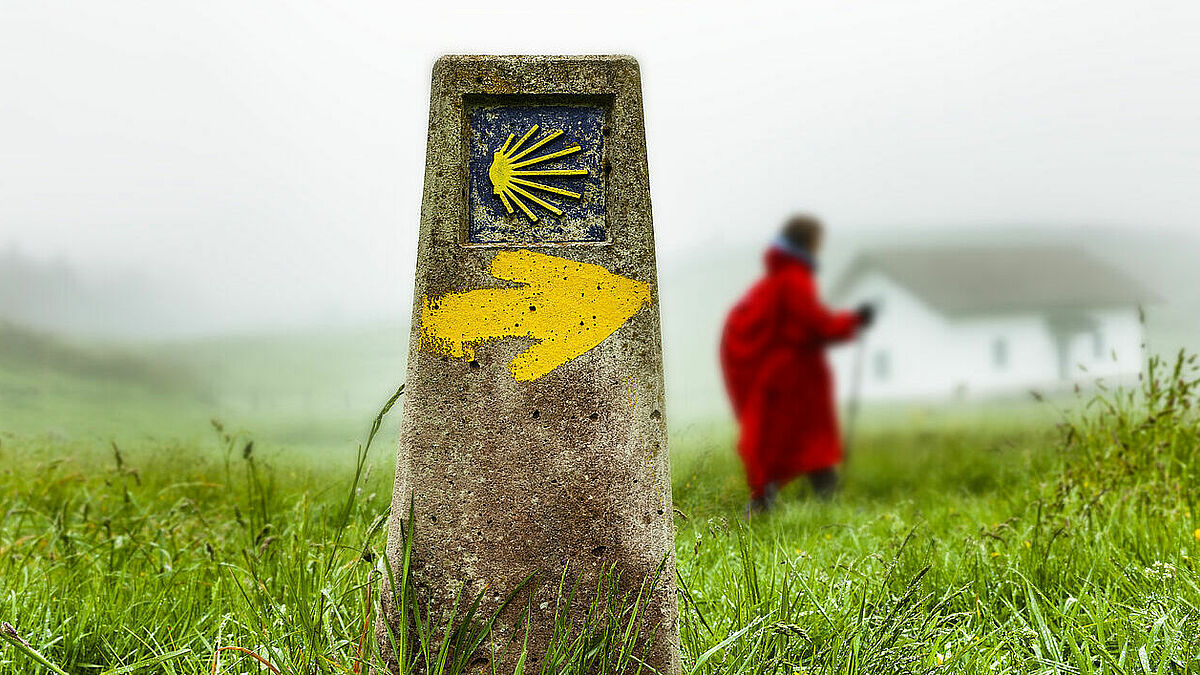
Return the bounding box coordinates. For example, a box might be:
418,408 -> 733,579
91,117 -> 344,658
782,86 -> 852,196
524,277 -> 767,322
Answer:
744,495 -> 768,518
744,482 -> 780,517
762,481 -> 780,510
808,468 -> 839,500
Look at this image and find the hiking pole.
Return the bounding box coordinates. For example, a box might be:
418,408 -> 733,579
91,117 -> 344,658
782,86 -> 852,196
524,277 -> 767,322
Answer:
841,322 -> 868,465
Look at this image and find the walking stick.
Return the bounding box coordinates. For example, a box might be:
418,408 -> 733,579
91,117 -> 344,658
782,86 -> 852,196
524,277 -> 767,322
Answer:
842,329 -> 868,465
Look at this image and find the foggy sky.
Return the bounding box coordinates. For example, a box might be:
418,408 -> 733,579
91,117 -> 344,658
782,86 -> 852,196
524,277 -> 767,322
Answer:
3,1 -> 1200,334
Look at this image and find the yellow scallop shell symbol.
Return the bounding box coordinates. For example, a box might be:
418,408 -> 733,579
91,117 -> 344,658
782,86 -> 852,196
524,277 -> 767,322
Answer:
488,125 -> 589,222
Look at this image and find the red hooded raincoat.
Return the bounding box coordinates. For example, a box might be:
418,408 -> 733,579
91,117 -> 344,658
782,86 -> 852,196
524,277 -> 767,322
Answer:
720,248 -> 862,499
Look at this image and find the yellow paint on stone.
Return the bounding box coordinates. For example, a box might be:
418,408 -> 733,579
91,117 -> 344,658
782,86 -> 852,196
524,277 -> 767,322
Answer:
487,124 -> 588,223
420,249 -> 653,382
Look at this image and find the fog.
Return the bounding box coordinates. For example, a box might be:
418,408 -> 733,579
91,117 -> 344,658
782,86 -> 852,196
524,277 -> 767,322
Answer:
3,1 -> 1200,432
4,1 -> 1200,331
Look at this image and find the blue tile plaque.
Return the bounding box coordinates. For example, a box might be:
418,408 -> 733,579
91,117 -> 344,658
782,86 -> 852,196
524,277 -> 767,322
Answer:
467,105 -> 606,245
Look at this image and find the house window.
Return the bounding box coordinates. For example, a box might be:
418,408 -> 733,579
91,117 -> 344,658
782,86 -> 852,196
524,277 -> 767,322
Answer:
873,350 -> 890,382
992,338 -> 1008,370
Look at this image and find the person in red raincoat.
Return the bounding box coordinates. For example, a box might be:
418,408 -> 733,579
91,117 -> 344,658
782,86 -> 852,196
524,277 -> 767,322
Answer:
720,215 -> 874,513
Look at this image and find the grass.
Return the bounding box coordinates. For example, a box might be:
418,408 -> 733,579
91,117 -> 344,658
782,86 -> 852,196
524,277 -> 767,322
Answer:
0,320 -> 405,451
2,350 -> 1199,673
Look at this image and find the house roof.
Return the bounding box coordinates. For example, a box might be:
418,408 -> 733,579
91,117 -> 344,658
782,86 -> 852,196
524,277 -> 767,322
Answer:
830,245 -> 1157,315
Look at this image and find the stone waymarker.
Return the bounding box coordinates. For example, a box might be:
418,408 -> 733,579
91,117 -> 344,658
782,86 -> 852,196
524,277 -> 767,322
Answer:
377,56 -> 680,673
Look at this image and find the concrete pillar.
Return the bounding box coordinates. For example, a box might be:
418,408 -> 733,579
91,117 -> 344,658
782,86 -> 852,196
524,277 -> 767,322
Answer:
377,55 -> 680,674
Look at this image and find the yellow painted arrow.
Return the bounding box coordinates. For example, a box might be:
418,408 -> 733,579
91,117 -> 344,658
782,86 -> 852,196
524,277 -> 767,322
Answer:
419,250 -> 653,382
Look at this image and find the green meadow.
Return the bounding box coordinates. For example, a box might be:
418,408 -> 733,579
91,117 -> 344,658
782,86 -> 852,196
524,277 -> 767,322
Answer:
1,321 -> 1198,673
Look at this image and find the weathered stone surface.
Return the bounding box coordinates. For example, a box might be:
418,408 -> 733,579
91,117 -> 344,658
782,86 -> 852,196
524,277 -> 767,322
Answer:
376,55 -> 680,674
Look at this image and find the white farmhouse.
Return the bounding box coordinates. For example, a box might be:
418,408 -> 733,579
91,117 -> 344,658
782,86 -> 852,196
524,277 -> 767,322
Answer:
828,246 -> 1154,401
